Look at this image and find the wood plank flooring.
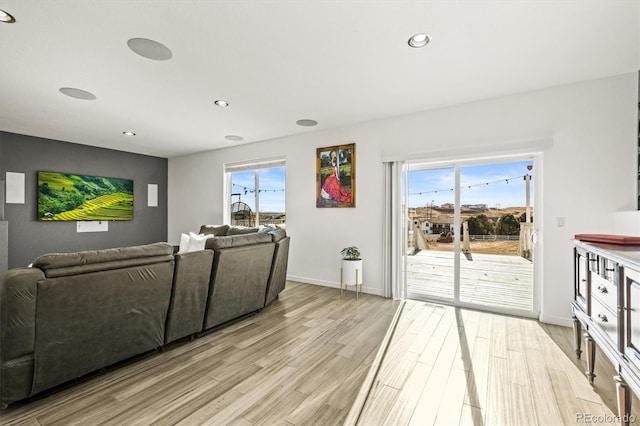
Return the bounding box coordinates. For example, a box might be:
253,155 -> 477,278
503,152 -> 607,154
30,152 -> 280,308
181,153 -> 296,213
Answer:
407,250 -> 533,311
4,282 -> 639,425
357,299 -> 640,425
0,281 -> 400,426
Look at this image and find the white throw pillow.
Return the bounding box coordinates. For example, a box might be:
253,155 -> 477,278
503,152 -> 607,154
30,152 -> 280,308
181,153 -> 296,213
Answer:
178,233 -> 191,254
187,232 -> 210,252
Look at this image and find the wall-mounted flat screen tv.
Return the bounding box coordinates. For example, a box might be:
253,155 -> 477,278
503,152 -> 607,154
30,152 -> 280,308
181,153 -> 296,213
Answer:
38,171 -> 133,221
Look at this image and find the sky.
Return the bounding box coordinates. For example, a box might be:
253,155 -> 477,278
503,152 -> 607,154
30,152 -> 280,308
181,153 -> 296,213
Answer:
230,167 -> 286,213
230,160 -> 532,213
408,160 -> 534,209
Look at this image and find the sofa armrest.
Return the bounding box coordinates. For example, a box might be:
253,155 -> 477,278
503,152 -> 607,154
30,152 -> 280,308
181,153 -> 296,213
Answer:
0,268 -> 43,360
0,267 -> 43,406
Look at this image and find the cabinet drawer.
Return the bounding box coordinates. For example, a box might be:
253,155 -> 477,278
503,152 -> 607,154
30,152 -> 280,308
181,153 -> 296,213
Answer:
591,296 -> 618,346
591,274 -> 618,313
624,267 -> 640,371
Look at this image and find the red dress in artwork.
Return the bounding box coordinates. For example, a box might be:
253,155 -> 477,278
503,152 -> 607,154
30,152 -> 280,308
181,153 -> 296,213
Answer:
322,166 -> 351,203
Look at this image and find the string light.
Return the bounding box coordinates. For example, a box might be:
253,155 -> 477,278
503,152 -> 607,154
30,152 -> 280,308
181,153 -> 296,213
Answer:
232,183 -> 285,194
409,174 -> 531,196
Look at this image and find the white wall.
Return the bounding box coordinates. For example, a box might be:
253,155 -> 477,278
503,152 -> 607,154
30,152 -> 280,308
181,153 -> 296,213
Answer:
169,72 -> 638,326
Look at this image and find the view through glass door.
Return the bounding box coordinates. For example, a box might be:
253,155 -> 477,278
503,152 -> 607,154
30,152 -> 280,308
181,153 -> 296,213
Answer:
406,158 -> 535,315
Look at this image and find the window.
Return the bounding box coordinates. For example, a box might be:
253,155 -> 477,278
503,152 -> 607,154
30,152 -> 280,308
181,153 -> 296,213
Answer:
225,157 -> 286,227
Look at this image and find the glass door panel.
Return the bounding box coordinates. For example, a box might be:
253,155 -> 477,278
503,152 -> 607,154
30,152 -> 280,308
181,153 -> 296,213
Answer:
458,161 -> 533,312
406,167 -> 456,302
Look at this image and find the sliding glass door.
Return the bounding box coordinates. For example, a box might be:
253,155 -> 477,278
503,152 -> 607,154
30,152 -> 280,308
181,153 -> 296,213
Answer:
405,157 -> 536,316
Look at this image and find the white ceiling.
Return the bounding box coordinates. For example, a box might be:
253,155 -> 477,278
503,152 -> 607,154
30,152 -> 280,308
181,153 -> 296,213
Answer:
0,1 -> 638,158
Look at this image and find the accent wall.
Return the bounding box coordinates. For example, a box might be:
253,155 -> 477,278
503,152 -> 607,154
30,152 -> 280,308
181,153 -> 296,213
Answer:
0,131 -> 168,268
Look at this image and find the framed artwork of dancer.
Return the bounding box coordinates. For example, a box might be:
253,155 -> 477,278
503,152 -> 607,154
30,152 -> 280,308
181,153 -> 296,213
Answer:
316,143 -> 356,208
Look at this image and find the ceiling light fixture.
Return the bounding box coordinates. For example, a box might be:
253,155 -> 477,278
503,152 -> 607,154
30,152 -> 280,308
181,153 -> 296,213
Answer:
59,87 -> 97,100
0,9 -> 15,23
296,119 -> 318,127
225,135 -> 244,142
408,33 -> 431,48
127,38 -> 173,61
214,100 -> 229,107
123,131 -> 136,136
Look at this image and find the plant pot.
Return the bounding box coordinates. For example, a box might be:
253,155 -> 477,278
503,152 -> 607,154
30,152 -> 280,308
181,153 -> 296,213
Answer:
341,258 -> 363,300
341,259 -> 363,285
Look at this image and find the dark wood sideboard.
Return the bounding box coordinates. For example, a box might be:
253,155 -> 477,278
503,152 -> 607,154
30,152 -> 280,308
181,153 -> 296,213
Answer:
572,240 -> 640,425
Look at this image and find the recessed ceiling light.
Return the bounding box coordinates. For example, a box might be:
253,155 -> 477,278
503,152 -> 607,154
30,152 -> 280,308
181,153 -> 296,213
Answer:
225,135 -> 244,142
127,38 -> 173,61
214,100 -> 229,107
408,33 -> 431,48
296,119 -> 318,127
0,9 -> 15,23
123,131 -> 136,136
59,87 -> 97,100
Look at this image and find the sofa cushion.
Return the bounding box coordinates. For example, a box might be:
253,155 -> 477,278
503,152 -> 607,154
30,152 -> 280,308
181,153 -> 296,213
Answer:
268,228 -> 287,242
41,256 -> 175,278
258,227 -> 286,242
205,232 -> 272,250
199,224 -> 229,236
33,242 -> 173,276
226,226 -> 259,235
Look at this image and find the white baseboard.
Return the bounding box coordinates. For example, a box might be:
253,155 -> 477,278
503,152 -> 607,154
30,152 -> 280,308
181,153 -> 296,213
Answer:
286,275 -> 384,297
538,313 -> 573,327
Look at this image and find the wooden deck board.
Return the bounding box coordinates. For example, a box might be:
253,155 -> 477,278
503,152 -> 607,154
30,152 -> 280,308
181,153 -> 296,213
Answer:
407,250 -> 533,311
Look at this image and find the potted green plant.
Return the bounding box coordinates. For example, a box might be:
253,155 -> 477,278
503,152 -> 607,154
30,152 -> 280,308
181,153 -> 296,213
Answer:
340,246 -> 363,299
340,246 -> 361,260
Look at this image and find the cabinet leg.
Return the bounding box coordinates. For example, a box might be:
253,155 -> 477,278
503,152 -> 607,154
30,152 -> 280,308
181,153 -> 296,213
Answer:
573,316 -> 582,359
614,375 -> 632,426
584,332 -> 596,384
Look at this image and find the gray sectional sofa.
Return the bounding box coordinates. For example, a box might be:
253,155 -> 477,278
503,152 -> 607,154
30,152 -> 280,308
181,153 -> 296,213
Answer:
0,226 -> 289,408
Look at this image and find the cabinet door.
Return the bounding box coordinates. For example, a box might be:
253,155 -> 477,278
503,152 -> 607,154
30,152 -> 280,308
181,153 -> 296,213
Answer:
625,266 -> 640,371
575,248 -> 590,313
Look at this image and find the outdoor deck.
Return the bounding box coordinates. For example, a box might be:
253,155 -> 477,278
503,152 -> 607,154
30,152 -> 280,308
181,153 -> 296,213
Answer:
407,249 -> 533,312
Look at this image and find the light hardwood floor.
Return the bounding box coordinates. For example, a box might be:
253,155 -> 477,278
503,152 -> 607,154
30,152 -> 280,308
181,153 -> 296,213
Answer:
3,283 -> 638,426
0,282 -> 400,426
357,299 -> 640,426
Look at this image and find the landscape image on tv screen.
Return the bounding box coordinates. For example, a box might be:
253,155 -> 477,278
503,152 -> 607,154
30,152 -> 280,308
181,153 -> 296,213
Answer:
38,172 -> 133,221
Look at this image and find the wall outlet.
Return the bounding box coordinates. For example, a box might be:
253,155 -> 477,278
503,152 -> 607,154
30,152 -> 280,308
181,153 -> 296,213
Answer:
557,217 -> 565,227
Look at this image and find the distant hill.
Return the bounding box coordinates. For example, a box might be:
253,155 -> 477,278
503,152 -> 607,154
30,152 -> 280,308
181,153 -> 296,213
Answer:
411,206 -> 533,223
